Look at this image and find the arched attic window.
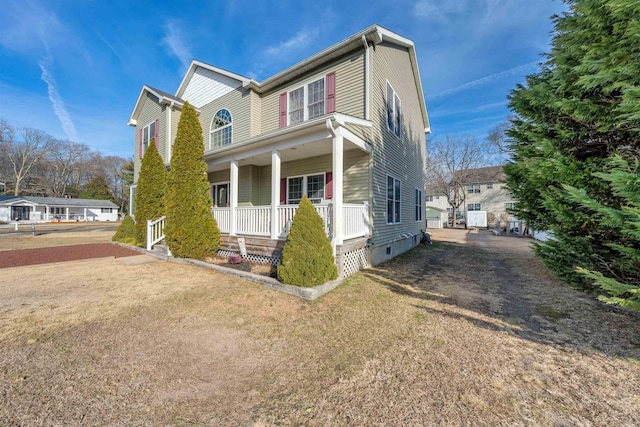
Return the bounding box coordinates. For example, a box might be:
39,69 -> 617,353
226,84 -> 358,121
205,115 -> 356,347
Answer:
210,109 -> 232,149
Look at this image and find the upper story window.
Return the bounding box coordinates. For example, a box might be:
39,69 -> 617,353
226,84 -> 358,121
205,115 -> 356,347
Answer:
289,78 -> 325,125
210,109 -> 232,149
487,183 -> 494,189
140,120 -> 157,158
386,82 -> 401,138
287,173 -> 325,204
468,184 -> 481,194
279,72 -> 336,128
467,203 -> 482,211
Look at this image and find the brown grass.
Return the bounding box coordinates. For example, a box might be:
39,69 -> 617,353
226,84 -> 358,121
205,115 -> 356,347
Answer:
1,228 -> 638,425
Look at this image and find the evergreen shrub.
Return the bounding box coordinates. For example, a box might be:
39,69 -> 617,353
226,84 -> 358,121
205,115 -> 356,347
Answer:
278,195 -> 338,287
165,102 -> 220,259
112,215 -> 137,245
134,142 -> 167,246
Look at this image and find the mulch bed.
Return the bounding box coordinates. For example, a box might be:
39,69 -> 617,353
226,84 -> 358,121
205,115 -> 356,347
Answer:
0,243 -> 141,269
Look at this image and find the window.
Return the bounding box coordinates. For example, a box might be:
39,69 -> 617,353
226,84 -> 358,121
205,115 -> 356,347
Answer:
141,121 -> 156,157
467,203 -> 482,211
101,208 -> 113,213
468,184 -> 481,194
386,82 -> 401,137
210,109 -> 232,149
505,202 -> 515,210
487,183 -> 494,189
415,189 -> 423,222
387,175 -> 401,224
288,78 -> 324,125
426,195 -> 433,202
434,195 -> 440,200
211,183 -> 230,207
287,173 -> 325,204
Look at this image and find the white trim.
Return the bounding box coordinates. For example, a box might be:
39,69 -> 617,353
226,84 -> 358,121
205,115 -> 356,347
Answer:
362,35 -> 370,121
129,184 -> 137,217
415,188 -> 423,222
229,161 -> 238,236
209,108 -> 233,149
286,172 -> 327,205
385,80 -> 402,138
270,150 -> 281,240
176,60 -> 251,98
287,76 -> 326,126
166,102 -> 173,161
386,174 -> 401,225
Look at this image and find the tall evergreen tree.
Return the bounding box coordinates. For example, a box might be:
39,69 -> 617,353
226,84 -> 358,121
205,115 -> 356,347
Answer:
506,0 -> 640,309
134,142 -> 167,246
165,102 -> 220,259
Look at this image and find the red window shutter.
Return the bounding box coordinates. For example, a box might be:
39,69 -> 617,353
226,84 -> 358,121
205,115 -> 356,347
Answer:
280,178 -> 287,204
154,119 -> 159,149
139,129 -> 143,158
279,93 -> 287,128
326,72 -> 336,113
325,172 -> 333,200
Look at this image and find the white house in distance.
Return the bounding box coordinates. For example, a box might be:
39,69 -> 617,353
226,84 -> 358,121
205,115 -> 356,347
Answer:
0,196 -> 119,222
128,25 -> 430,277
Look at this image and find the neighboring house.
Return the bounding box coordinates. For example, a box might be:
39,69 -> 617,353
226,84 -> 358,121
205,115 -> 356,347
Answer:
461,165 -> 516,224
128,25 -> 430,277
0,196 -> 119,222
425,185 -> 453,224
425,206 -> 449,229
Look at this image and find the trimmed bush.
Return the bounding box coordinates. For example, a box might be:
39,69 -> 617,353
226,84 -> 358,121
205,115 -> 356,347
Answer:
165,102 -> 220,259
278,195 -> 338,287
134,142 -> 167,246
112,215 -> 137,245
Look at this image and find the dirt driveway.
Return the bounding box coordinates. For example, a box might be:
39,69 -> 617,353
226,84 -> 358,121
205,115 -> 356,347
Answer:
1,228 -> 638,425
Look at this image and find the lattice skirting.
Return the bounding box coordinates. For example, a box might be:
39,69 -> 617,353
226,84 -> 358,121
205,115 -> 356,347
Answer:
217,250 -> 280,266
342,247 -> 370,278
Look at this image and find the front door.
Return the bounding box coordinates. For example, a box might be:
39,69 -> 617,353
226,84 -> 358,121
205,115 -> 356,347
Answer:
212,183 -> 230,207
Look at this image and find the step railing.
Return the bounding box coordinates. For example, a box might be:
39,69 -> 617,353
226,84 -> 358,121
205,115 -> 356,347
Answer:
146,216 -> 166,250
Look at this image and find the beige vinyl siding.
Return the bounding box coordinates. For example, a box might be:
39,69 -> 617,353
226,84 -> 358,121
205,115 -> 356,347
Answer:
208,151 -> 370,206
198,87 -> 252,151
465,182 -> 516,221
368,42 -> 427,246
260,50 -> 365,133
133,92 -> 164,181
170,108 -> 182,160
249,90 -> 262,137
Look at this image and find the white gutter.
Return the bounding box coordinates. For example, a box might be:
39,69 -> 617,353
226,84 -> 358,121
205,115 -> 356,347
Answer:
166,101 -> 174,162
361,35 -> 370,121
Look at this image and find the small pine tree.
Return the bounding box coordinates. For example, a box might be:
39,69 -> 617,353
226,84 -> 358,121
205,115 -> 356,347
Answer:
80,176 -> 114,201
112,215 -> 137,246
134,142 -> 167,246
278,195 -> 338,287
165,102 -> 220,259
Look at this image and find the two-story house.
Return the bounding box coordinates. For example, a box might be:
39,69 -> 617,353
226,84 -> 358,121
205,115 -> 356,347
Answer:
462,165 -> 516,225
128,25 -> 430,277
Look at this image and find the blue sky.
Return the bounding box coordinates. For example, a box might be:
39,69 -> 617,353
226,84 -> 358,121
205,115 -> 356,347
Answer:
0,0 -> 566,158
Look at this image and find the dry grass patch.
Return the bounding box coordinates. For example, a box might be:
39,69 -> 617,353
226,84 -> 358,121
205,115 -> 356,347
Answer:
1,228 -> 639,425
0,230 -> 115,251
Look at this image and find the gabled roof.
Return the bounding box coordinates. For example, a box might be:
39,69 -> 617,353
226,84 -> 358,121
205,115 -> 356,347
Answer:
0,195 -> 118,208
175,60 -> 252,99
457,166 -> 506,184
128,85 -> 190,126
244,25 -> 430,133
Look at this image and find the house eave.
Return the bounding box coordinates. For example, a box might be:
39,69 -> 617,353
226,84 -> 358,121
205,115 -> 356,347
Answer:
176,60 -> 252,98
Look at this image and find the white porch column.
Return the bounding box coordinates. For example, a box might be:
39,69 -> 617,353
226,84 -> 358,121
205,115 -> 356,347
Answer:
270,150 -> 281,240
83,207 -> 87,221
65,207 -> 69,221
229,160 -> 238,236
332,131 -> 344,247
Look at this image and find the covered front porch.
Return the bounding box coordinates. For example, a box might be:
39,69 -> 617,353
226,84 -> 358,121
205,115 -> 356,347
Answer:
205,113 -> 373,252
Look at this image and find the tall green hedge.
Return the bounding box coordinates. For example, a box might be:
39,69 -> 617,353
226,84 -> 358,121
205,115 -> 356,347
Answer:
165,102 -> 220,259
112,215 -> 137,246
134,142 -> 167,246
278,195 -> 338,287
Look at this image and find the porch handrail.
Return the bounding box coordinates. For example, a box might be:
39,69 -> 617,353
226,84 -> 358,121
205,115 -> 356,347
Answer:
146,216 -> 166,250
343,202 -> 369,240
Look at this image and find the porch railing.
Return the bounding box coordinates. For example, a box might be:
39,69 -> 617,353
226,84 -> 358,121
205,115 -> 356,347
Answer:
211,203 -> 368,241
147,216 -> 166,250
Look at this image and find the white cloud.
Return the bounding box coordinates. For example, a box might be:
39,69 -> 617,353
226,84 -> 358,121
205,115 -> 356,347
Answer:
427,62 -> 539,100
38,55 -> 78,142
265,28 -> 319,58
162,21 -> 193,71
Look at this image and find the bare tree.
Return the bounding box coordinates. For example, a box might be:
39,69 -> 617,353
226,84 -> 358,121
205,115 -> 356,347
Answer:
38,140 -> 90,197
487,119 -> 514,155
4,124 -> 55,196
426,135 -> 490,224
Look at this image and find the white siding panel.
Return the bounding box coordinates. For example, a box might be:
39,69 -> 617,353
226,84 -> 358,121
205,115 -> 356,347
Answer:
182,68 -> 243,108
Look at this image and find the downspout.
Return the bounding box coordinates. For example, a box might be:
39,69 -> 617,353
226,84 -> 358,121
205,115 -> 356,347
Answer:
361,35 -> 370,121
